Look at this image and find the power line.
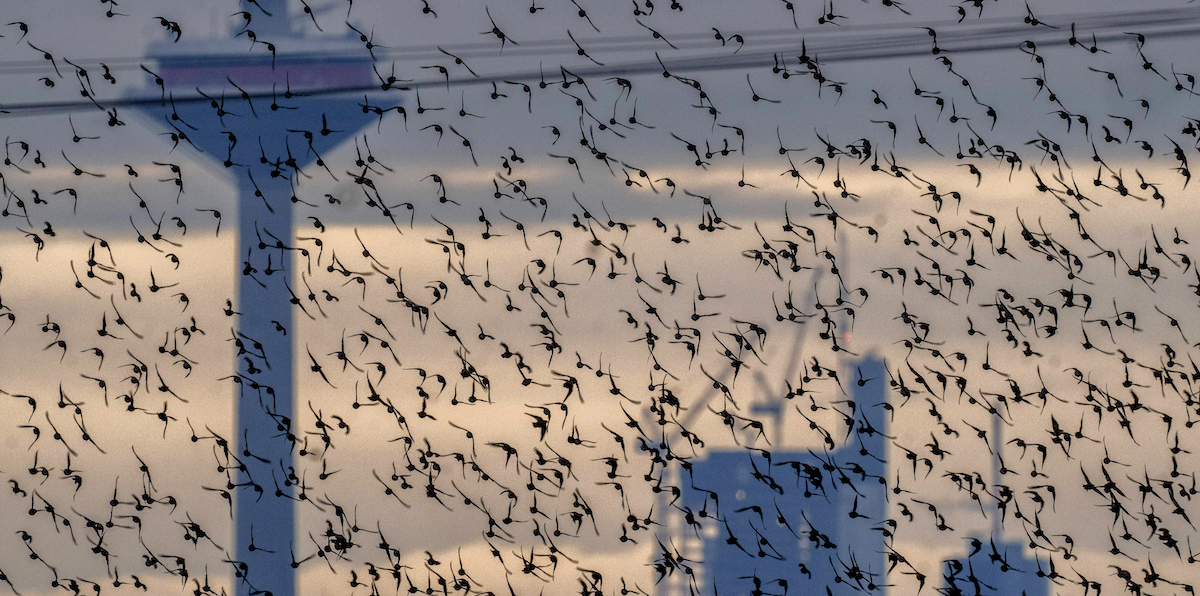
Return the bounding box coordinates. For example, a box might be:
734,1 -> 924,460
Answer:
0,4 -> 1195,77
3,8 -> 1199,118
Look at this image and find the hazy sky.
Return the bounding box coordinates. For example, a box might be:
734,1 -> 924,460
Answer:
4,2 -> 1200,596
